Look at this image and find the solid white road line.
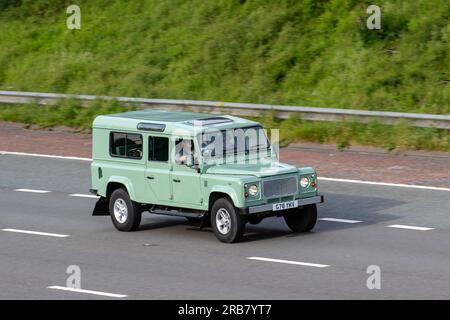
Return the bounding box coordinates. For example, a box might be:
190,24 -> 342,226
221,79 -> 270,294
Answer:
14,188 -> 51,194
319,217 -> 363,224
319,177 -> 450,192
1,228 -> 69,238
47,286 -> 127,298
69,193 -> 99,198
3,150 -> 449,192
0,150 -> 91,162
247,257 -> 330,268
387,224 -> 435,231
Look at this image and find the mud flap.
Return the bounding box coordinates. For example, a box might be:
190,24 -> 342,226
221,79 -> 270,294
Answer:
92,197 -> 109,216
199,214 -> 211,228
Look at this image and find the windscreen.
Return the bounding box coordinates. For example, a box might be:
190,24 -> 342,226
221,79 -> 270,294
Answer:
197,125 -> 271,164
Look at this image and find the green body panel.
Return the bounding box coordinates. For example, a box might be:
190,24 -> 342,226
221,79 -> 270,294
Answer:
91,110 -> 319,212
204,161 -> 298,177
201,174 -> 254,209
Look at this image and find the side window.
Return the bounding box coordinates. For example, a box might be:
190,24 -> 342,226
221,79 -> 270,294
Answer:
148,136 -> 169,162
110,132 -> 143,159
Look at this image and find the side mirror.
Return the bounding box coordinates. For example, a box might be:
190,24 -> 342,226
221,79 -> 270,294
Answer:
186,154 -> 194,167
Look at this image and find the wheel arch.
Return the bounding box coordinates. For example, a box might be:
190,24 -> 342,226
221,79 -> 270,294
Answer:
106,176 -> 136,200
92,180 -> 133,217
208,191 -> 233,212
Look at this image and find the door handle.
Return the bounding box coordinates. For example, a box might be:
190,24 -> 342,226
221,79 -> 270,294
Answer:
147,176 -> 155,180
173,179 -> 181,183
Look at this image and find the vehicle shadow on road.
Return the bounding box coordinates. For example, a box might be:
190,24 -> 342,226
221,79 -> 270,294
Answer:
138,193 -> 405,242
318,192 -> 405,227
242,192 -> 406,242
139,215 -> 188,231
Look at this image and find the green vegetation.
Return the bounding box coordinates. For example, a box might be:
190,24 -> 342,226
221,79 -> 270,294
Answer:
0,100 -> 128,129
0,0 -> 448,150
0,0 -> 448,113
0,102 -> 448,151
255,113 -> 450,151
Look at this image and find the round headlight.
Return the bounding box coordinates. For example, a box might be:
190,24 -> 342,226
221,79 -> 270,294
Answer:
300,177 -> 310,188
248,184 -> 258,196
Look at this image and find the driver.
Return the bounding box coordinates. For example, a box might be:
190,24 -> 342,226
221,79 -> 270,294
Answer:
175,139 -> 197,165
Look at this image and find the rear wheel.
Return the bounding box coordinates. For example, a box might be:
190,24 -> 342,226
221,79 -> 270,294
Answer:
283,204 -> 317,233
109,188 -> 141,231
211,198 -> 245,243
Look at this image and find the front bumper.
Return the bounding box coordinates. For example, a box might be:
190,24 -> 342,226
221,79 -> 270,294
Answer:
242,195 -> 324,215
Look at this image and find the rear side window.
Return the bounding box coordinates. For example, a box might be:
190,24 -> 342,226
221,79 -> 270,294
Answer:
149,136 -> 169,162
110,132 -> 143,159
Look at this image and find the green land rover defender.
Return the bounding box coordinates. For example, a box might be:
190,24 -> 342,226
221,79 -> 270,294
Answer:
90,109 -> 323,243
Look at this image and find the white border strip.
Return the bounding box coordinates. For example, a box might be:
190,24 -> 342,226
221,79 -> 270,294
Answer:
47,286 -> 127,298
387,224 -> 434,231
2,228 -> 69,238
0,150 -> 91,161
248,257 -> 330,268
319,177 -> 450,192
319,218 -> 363,224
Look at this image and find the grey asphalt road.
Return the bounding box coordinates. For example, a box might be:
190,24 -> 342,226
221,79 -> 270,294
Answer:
0,154 -> 449,299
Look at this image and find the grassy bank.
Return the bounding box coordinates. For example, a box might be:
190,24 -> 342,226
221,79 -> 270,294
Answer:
0,102 -> 448,151
0,0 -> 449,114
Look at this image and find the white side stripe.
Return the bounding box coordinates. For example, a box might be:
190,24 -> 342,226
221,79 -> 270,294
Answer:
319,177 -> 450,192
387,224 -> 434,231
248,257 -> 330,268
2,228 -> 69,238
319,218 -> 363,224
14,188 -> 50,193
47,286 -> 127,298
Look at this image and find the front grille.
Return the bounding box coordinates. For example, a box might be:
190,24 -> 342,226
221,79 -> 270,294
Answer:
263,176 -> 297,198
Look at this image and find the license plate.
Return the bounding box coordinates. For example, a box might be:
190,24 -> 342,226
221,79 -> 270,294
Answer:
272,200 -> 299,211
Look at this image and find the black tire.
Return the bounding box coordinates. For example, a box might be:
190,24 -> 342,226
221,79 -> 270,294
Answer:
109,188 -> 141,231
211,198 -> 245,243
283,204 -> 317,233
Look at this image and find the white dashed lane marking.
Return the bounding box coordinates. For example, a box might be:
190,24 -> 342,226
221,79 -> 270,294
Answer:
387,224 -> 435,231
247,257 -> 330,268
1,228 -> 69,238
8,186 -> 439,234
47,286 -> 127,298
319,218 -> 363,224
69,194 -> 99,198
14,188 -> 51,194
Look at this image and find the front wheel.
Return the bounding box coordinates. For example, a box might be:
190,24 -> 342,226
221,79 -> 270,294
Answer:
211,198 -> 245,243
283,204 -> 317,233
109,188 -> 142,231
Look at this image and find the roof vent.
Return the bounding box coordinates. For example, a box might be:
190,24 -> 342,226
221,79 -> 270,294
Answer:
137,122 -> 166,132
186,117 -> 233,126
